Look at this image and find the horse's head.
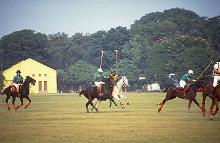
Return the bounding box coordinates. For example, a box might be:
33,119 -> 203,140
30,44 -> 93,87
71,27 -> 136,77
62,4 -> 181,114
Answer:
25,76 -> 36,85
121,76 -> 129,87
193,79 -> 206,90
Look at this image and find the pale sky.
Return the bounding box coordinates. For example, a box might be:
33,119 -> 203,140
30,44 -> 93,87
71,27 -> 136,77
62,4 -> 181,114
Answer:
0,0 -> 220,38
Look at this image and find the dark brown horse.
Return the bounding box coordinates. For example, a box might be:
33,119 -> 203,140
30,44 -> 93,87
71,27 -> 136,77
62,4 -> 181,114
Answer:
3,76 -> 36,111
158,79 -> 206,113
79,76 -> 118,113
79,86 -> 102,113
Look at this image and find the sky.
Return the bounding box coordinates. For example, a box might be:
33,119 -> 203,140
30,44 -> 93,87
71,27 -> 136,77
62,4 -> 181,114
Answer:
0,0 -> 220,38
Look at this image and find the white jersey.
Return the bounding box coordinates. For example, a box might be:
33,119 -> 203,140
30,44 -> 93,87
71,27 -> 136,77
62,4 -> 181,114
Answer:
213,62 -> 220,87
214,63 -> 220,70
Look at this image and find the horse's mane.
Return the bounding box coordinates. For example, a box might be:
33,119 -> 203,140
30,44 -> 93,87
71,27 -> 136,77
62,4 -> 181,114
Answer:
200,75 -> 213,84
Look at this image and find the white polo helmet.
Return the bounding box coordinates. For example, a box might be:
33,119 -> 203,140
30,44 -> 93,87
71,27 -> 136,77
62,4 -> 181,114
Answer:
97,68 -> 103,73
188,70 -> 194,74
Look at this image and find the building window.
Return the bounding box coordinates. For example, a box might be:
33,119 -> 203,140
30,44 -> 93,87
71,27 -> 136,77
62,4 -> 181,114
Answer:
39,81 -> 42,92
39,74 -> 41,77
44,74 -> 47,77
32,74 -> 35,77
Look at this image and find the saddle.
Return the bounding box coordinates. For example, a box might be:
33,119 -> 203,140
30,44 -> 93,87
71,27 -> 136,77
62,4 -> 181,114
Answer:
174,84 -> 190,96
10,85 -> 22,96
10,86 -> 16,92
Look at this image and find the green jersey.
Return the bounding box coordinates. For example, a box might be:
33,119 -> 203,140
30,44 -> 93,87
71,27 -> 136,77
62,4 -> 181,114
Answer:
94,71 -> 110,82
181,73 -> 191,82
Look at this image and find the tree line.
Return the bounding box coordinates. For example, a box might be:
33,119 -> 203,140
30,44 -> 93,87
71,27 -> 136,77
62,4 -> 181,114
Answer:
0,8 -> 220,91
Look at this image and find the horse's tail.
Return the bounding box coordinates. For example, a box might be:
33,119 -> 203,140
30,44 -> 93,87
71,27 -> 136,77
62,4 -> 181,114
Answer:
79,90 -> 85,96
162,87 -> 169,92
2,88 -> 6,95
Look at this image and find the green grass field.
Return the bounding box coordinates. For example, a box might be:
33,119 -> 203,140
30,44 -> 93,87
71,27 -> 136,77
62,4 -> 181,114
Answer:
0,92 -> 220,143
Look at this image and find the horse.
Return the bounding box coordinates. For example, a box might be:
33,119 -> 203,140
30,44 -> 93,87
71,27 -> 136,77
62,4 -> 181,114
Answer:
93,74 -> 119,109
79,76 -> 118,113
111,76 -> 129,109
158,79 -> 206,113
209,83 -> 220,119
3,76 -> 36,111
198,76 -> 214,117
200,76 -> 220,119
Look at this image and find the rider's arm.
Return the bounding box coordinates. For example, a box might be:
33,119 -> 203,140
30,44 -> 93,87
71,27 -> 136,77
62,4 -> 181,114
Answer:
12,76 -> 17,83
20,76 -> 24,84
213,68 -> 220,75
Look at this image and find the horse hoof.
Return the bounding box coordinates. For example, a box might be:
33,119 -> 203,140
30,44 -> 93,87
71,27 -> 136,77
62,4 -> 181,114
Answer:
127,102 -> 130,105
210,115 -> 213,120
86,110 -> 89,113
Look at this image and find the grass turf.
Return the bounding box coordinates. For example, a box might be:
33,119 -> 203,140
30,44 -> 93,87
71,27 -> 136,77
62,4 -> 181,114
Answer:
0,92 -> 219,143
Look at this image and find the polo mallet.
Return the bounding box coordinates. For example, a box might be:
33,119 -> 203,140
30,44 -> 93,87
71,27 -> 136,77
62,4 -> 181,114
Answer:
115,50 -> 119,73
196,59 -> 213,79
99,49 -> 104,69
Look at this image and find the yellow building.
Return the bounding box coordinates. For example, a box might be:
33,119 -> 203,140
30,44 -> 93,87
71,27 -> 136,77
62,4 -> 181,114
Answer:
3,58 -> 57,94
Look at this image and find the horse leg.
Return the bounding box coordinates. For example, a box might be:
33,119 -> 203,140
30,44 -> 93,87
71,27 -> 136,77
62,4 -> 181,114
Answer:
86,101 -> 90,113
158,98 -> 167,112
188,100 -> 193,113
158,95 -> 176,112
24,96 -> 31,109
109,98 -> 112,107
113,94 -> 124,109
93,99 -> 102,111
209,98 -> 215,120
119,92 -> 130,105
192,99 -> 203,112
5,95 -> 10,111
110,97 -> 118,108
202,93 -> 207,117
213,99 -> 219,116
16,98 -> 23,110
12,96 -> 17,110
89,100 -> 98,112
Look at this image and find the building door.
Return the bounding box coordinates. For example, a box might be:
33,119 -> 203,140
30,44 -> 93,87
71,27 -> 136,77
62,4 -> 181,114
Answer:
44,81 -> 47,91
38,81 -> 42,92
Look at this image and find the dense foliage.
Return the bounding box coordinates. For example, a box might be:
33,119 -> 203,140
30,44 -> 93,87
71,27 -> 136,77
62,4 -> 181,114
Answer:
0,8 -> 219,91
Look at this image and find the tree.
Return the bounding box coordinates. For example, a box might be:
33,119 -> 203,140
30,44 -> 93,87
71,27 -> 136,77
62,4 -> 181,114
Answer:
1,29 -> 50,70
0,72 -> 5,91
58,60 -> 96,91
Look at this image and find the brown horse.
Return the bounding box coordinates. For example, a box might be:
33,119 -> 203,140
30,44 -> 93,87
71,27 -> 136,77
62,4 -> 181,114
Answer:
200,76 -> 214,117
79,76 -> 118,113
158,79 -> 206,113
201,76 -> 220,119
209,84 -> 220,119
79,86 -> 102,113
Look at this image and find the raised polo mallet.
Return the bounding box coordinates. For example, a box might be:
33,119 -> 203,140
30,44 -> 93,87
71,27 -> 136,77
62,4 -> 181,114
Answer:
99,49 -> 104,69
115,50 -> 119,73
197,59 -> 213,80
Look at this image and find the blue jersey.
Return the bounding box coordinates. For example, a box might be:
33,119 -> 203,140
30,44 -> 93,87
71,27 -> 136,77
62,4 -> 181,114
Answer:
13,75 -> 23,84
